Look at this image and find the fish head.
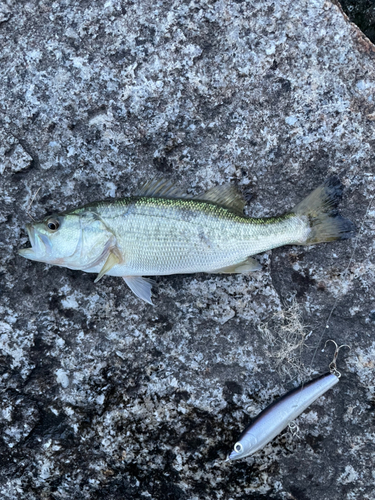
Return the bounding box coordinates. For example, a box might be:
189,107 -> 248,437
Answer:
20,208 -> 117,270
19,213 -> 83,265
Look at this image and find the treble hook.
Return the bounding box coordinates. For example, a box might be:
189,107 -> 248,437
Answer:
324,339 -> 350,378
288,421 -> 299,437
26,187 -> 41,222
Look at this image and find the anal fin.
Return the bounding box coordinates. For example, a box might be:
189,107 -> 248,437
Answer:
94,248 -> 122,283
123,276 -> 155,305
211,257 -> 261,274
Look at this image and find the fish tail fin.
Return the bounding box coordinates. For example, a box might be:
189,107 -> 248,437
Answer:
293,176 -> 355,245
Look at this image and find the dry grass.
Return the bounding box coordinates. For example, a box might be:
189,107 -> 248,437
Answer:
258,296 -> 311,380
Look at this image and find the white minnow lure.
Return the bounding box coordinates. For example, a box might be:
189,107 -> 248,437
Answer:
19,177 -> 354,305
228,372 -> 339,461
228,341 -> 349,461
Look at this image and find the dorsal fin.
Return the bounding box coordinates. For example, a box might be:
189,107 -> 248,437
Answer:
137,178 -> 187,198
193,184 -> 246,214
137,179 -> 247,214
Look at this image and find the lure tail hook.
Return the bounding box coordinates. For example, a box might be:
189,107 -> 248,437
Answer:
324,339 -> 350,378
288,421 -> 299,437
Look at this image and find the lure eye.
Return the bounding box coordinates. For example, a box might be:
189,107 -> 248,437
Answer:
46,218 -> 60,231
234,442 -> 243,453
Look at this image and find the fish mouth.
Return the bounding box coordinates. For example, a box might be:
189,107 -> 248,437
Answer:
26,224 -> 36,247
18,224 -> 45,261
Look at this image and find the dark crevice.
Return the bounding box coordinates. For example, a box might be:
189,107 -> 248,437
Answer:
339,0 -> 375,43
15,137 -> 41,170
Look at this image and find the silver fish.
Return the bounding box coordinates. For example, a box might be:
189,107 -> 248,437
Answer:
19,177 -> 354,304
228,372 -> 339,461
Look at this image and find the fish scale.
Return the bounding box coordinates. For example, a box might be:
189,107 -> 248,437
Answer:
97,198 -> 302,276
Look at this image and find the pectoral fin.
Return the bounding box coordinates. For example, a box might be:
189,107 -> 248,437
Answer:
123,276 -> 155,305
94,249 -> 121,283
211,257 -> 261,274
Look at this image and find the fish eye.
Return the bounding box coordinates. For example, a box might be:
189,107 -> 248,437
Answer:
46,218 -> 60,231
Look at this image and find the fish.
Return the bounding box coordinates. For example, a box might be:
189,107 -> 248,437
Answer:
228,371 -> 340,461
19,176 -> 354,305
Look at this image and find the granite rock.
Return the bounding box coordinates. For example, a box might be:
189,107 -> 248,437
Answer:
0,0 -> 374,499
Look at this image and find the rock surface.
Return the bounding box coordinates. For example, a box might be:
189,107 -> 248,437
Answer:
0,1 -> 374,499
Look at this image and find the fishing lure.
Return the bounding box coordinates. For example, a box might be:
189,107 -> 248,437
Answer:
228,341 -> 348,461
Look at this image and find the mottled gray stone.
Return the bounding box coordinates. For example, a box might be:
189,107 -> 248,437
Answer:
0,0 -> 374,499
